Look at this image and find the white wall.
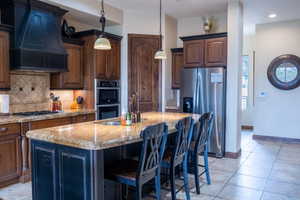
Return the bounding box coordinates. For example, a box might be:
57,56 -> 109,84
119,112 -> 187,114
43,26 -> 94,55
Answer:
226,0 -> 243,153
241,33 -> 255,126
164,15 -> 178,108
177,13 -> 228,47
254,20 -> 300,139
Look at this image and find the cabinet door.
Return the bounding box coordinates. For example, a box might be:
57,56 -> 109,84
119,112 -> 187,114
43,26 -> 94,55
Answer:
50,43 -> 84,89
0,31 -> 10,90
62,43 -> 84,89
0,136 -> 21,187
172,52 -> 183,89
205,37 -> 227,67
95,49 -> 107,79
183,40 -> 205,68
105,39 -> 120,80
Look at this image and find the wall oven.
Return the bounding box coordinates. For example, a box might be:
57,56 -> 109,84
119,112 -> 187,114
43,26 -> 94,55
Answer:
95,79 -> 120,120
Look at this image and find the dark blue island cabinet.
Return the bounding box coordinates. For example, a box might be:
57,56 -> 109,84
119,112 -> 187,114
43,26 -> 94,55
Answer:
31,139 -> 122,200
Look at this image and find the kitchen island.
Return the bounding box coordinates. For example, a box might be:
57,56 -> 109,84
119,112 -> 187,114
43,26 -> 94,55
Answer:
26,112 -> 200,200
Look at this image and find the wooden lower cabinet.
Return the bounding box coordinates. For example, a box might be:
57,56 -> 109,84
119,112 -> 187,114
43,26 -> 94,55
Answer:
0,123 -> 21,187
17,113 -> 96,184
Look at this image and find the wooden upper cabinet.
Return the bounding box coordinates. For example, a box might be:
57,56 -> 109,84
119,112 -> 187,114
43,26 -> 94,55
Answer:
205,37 -> 227,67
183,40 -> 205,68
95,39 -> 121,80
50,42 -> 84,89
105,39 -> 121,80
0,31 -> 10,90
181,33 -> 228,68
171,48 -> 183,89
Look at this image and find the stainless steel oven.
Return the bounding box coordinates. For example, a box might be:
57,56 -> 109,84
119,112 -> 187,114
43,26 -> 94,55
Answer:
95,79 -> 120,120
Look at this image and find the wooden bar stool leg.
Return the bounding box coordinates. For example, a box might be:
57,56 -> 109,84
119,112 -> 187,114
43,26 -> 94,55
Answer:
170,167 -> 176,200
155,170 -> 161,200
183,161 -> 191,200
194,155 -> 201,194
204,145 -> 211,185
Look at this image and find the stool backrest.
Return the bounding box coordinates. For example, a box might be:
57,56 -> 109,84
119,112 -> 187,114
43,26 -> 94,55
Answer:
137,123 -> 168,182
172,117 -> 193,165
193,112 -> 214,153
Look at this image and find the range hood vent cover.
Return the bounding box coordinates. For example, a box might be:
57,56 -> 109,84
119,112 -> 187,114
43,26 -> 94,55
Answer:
0,0 -> 68,72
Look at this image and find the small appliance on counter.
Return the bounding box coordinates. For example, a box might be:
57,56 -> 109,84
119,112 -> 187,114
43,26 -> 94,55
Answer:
71,96 -> 84,110
95,79 -> 120,120
50,93 -> 62,112
0,95 -> 9,115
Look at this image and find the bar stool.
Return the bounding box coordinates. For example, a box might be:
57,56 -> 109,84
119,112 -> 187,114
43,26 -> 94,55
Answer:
161,117 -> 193,200
107,123 -> 168,200
188,112 -> 214,194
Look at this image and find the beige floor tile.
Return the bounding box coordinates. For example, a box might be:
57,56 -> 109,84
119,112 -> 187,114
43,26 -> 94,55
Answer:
261,192 -> 300,200
199,182 -> 226,196
237,164 -> 272,178
269,169 -> 300,185
211,158 -> 243,172
264,180 -> 300,198
229,174 -> 267,190
218,185 -> 263,200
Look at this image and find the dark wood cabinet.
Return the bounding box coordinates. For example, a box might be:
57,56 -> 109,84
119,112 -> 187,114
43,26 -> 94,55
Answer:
0,123 -> 21,187
95,38 -> 121,80
72,30 -> 122,109
0,30 -> 10,90
171,48 -> 184,89
128,34 -> 160,112
50,42 -> 84,89
205,37 -> 227,67
181,33 -> 227,68
105,39 -> 121,80
183,40 -> 204,68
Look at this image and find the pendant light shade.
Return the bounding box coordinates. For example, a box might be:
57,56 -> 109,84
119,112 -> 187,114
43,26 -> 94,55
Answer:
154,50 -> 167,60
94,37 -> 111,50
94,0 -> 111,50
155,0 -> 166,60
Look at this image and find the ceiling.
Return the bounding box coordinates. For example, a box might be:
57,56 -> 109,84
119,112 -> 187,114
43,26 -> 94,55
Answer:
244,0 -> 300,31
105,0 -> 228,19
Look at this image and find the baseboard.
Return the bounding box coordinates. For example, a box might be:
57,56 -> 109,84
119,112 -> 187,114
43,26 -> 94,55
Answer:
241,125 -> 254,130
253,134 -> 300,143
225,149 -> 241,159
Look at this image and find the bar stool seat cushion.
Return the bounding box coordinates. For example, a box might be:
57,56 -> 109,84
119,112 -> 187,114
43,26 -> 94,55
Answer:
108,159 -> 139,186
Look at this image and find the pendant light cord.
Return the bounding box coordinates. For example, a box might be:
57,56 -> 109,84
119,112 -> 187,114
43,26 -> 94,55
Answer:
100,0 -> 106,35
159,0 -> 162,50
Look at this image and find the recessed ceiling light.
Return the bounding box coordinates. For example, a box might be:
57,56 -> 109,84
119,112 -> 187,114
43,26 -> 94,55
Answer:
268,13 -> 277,18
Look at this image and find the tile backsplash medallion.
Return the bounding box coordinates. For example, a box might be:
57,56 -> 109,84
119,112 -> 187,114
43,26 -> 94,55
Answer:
1,71 -> 76,113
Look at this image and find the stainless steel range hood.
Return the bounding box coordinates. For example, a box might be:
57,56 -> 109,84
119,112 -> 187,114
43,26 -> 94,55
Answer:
0,0 -> 68,72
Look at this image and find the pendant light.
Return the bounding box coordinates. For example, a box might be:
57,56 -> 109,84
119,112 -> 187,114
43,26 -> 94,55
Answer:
94,0 -> 111,50
154,0 -> 167,60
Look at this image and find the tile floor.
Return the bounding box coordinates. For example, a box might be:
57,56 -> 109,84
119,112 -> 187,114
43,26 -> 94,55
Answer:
1,131 -> 300,200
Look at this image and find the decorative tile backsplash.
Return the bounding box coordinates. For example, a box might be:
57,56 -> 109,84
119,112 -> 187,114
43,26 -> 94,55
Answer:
9,71 -> 51,112
4,71 -> 76,113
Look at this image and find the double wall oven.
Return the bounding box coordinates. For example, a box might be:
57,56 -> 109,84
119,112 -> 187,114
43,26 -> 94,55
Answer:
95,79 -> 120,120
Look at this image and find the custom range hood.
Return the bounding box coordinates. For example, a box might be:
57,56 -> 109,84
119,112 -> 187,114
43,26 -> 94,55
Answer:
0,0 -> 68,72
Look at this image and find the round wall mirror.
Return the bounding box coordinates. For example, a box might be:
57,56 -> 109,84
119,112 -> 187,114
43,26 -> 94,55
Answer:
267,54 -> 300,90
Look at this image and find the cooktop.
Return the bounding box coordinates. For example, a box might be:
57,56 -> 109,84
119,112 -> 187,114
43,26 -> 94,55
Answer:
13,111 -> 59,116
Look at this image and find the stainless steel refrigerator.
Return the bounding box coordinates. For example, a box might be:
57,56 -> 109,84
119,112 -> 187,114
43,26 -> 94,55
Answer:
180,67 -> 226,158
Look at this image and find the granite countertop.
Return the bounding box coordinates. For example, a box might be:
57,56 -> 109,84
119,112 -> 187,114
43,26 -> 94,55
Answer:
0,109 -> 96,125
26,112 -> 201,150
